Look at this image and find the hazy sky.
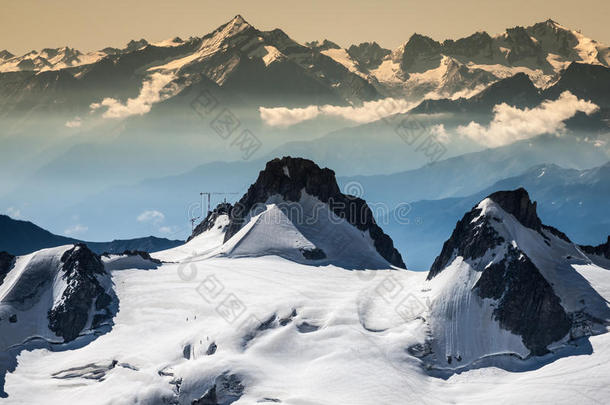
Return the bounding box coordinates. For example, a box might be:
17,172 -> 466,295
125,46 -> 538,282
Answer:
1,0 -> 609,54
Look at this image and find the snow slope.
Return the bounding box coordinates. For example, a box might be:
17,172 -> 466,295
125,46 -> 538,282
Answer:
3,245 -> 609,403
1,183 -> 609,402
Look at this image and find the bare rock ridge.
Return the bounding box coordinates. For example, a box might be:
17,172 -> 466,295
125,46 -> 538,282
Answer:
189,202 -> 233,242
0,252 -> 14,286
48,244 -> 116,342
580,236 -> 610,260
223,157 -> 406,268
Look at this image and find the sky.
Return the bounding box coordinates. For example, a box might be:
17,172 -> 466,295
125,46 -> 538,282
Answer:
1,0 -> 609,54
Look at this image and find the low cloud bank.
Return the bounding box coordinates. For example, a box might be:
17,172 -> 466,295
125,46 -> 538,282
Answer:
259,98 -> 417,127
91,73 -> 176,119
457,91 -> 599,147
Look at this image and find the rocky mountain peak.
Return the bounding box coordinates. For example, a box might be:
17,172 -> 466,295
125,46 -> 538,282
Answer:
487,188 -> 542,231
125,39 -> 149,52
0,50 -> 14,60
425,187 -> 608,361
400,33 -> 442,70
48,244 -> 115,341
189,202 -> 233,241
472,71 -> 541,108
347,42 -> 390,70
306,39 -> 341,52
223,157 -> 405,268
216,14 -> 253,38
442,31 -> 494,58
503,26 -> 546,64
428,188 -> 546,279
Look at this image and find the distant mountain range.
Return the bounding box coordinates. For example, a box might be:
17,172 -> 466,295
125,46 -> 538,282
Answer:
2,17 -> 609,104
0,215 -> 182,256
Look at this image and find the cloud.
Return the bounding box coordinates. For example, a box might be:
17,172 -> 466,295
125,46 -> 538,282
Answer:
259,98 -> 418,127
457,91 -> 599,147
65,117 -> 82,128
259,105 -> 320,127
64,224 -> 88,236
5,207 -> 21,218
137,210 -> 165,225
90,72 -> 176,119
158,226 -> 176,235
430,124 -> 450,145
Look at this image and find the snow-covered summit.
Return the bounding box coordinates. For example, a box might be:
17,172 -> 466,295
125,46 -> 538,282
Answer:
163,157 -> 405,269
0,244 -> 117,397
222,157 -> 405,268
422,188 -> 610,370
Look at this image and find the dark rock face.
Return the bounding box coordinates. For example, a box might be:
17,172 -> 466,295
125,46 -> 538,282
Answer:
544,62 -> 610,109
119,250 -> 162,264
443,31 -> 494,58
0,251 -> 15,286
189,203 -> 233,241
0,50 -> 14,60
48,244 -> 115,342
504,26 -> 546,65
487,188 -> 571,242
428,207 -> 504,279
300,247 -> 326,260
400,34 -> 442,71
192,373 -> 244,405
580,236 -> 610,260
487,188 -> 542,231
471,73 -> 542,109
527,20 -> 579,59
347,42 -> 390,70
474,246 -> 572,355
224,157 -> 405,268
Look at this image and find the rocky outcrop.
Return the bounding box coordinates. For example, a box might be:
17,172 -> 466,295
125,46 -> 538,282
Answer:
224,157 -> 405,268
486,188 -> 542,231
400,34 -> 442,71
443,31 -> 494,59
192,373 -> 244,405
580,236 -> 610,260
119,250 -> 162,264
48,244 -> 116,342
503,26 -> 546,65
0,252 -> 14,286
189,202 -> 233,241
474,246 -> 571,355
427,204 -> 504,279
347,42 -> 390,70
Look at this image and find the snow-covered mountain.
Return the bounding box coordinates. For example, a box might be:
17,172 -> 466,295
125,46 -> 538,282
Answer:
160,156 -> 405,269
0,15 -> 377,118
3,17 -> 608,113
1,158 -> 609,402
327,19 -> 610,100
0,244 -> 118,397
422,188 -> 610,369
